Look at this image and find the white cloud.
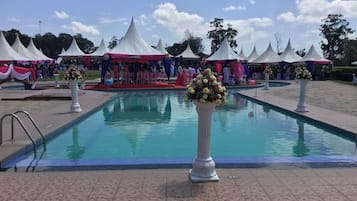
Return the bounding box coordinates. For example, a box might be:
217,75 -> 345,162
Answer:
223,5 -> 246,11
152,34 -> 160,40
300,29 -> 320,38
71,21 -> 100,35
153,2 -> 207,38
139,14 -> 150,26
278,0 -> 357,24
225,19 -> 272,41
277,11 -> 296,22
99,17 -> 126,24
249,0 -> 256,4
248,17 -> 274,27
54,11 -> 69,19
8,17 -> 20,22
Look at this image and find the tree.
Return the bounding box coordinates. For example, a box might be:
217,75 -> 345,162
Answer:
207,18 -> 238,54
36,32 -> 58,58
74,33 -> 94,53
226,24 -> 238,51
319,14 -> 355,62
108,36 -> 120,49
166,30 -> 204,56
3,29 -> 96,58
343,39 -> 357,65
274,33 -> 283,54
296,48 -> 306,57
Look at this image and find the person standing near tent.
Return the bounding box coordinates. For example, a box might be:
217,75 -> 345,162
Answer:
112,62 -> 119,84
175,64 -> 184,86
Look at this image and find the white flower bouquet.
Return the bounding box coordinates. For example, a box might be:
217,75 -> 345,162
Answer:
185,68 -> 228,105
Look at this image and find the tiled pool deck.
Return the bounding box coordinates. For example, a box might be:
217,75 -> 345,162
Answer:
0,80 -> 357,201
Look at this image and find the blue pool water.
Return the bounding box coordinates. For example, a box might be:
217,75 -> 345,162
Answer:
5,89 -> 357,169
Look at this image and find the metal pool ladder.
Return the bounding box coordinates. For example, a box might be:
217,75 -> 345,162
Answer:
0,111 -> 46,157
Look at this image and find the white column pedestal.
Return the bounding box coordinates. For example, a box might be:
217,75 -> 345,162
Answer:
264,73 -> 269,90
54,74 -> 60,88
190,101 -> 219,182
296,80 -> 308,112
70,81 -> 82,113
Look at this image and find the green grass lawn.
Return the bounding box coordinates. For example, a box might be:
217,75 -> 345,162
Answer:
40,70 -> 101,81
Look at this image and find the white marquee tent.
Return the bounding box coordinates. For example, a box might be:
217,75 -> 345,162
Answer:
246,46 -> 260,63
238,49 -> 248,61
0,32 -> 29,61
27,38 -> 53,61
175,42 -> 200,59
252,43 -> 279,64
109,18 -> 165,60
206,37 -> 242,61
12,35 -> 38,60
59,37 -> 86,57
300,45 -> 331,63
90,38 -> 108,57
271,40 -> 302,63
155,39 -> 169,55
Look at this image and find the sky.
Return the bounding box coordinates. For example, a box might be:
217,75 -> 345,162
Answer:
1,0 -> 357,56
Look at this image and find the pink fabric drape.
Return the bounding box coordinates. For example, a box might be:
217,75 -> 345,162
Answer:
0,65 -> 36,82
231,62 -> 240,81
215,62 -> 222,74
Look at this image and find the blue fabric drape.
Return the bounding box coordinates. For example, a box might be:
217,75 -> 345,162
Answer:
101,57 -> 111,84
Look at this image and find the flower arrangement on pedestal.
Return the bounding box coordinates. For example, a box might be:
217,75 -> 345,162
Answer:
294,65 -> 312,112
185,68 -> 227,182
64,64 -> 83,113
185,68 -> 228,105
263,65 -> 273,76
295,65 -> 312,80
64,65 -> 83,81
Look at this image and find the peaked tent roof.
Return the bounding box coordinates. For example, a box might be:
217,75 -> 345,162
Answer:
252,42 -> 280,63
175,42 -> 200,59
90,38 -> 108,57
271,40 -> 302,63
12,35 -> 38,60
238,49 -> 248,60
59,37 -> 86,57
300,45 -> 331,63
155,39 -> 169,55
109,18 -> 165,60
206,37 -> 241,61
0,32 -> 30,61
27,38 -> 53,61
247,46 -> 259,63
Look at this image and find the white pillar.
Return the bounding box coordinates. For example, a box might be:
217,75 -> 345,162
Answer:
190,101 -> 219,182
70,80 -> 82,113
264,73 -> 269,90
296,79 -> 308,112
54,74 -> 60,88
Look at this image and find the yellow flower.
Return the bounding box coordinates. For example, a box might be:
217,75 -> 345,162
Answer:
188,87 -> 195,94
202,87 -> 209,93
210,75 -> 216,81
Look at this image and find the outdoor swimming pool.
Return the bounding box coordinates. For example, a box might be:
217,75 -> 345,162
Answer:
4,89 -> 357,170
